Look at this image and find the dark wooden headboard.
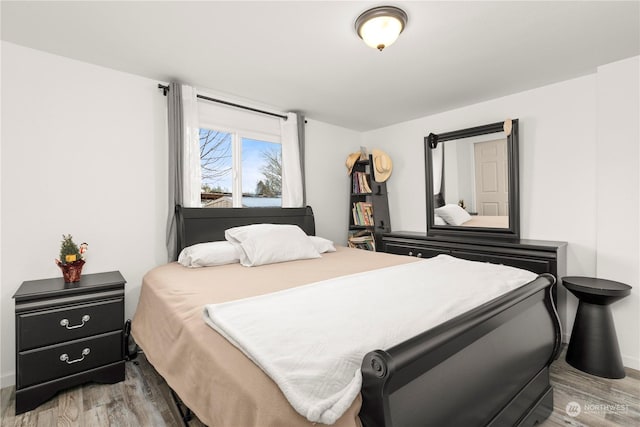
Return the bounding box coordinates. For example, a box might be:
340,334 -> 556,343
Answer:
175,205 -> 316,256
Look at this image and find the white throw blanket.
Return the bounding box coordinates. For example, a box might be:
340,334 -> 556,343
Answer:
202,255 -> 537,424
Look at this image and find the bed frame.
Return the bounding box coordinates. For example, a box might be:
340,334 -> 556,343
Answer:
175,205 -> 316,252
174,205 -> 562,427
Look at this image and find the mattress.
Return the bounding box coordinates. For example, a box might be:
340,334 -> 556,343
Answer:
462,215 -> 509,228
131,246 -> 417,427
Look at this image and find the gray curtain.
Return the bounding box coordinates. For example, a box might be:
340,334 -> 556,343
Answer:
166,82 -> 184,261
295,112 -> 306,206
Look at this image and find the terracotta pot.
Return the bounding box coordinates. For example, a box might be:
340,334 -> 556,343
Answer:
56,259 -> 85,283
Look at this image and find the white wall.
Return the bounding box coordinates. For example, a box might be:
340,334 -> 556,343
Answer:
0,40 -> 4,392
305,119 -> 362,245
362,59 -> 640,369
595,56 -> 640,369
0,42 -> 168,386
2,41 -> 637,386
0,43 -> 361,386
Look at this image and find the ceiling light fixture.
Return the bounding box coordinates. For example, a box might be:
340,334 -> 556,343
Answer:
355,6 -> 408,51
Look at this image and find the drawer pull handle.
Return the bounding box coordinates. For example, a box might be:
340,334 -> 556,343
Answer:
60,315 -> 90,329
59,348 -> 90,364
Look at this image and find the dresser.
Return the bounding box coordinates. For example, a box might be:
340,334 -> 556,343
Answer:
13,271 -> 126,414
382,232 -> 567,324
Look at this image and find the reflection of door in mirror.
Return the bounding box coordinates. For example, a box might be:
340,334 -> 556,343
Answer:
441,133 -> 508,217
474,138 -> 508,216
424,119 -> 519,239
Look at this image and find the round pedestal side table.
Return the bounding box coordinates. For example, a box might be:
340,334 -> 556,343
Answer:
563,276 -> 632,379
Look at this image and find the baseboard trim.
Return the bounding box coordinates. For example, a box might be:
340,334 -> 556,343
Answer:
1,372 -> 16,389
562,333 -> 640,371
560,336 -> 638,371
622,353 -> 639,371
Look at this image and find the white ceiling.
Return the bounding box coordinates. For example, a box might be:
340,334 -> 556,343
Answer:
2,1 -> 639,131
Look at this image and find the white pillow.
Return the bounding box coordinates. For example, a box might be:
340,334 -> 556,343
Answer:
178,241 -> 240,268
225,224 -> 321,267
434,204 -> 472,226
309,236 -> 336,253
434,214 -> 447,226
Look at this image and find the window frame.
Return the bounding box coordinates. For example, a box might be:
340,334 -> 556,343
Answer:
199,121 -> 282,208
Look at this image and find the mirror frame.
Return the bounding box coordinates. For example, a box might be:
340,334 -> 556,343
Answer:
424,119 -> 520,240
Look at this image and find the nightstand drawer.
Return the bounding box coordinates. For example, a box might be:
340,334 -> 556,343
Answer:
17,330 -> 123,388
17,298 -> 124,351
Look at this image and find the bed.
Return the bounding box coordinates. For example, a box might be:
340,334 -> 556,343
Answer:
461,215 -> 509,228
132,206 -> 562,427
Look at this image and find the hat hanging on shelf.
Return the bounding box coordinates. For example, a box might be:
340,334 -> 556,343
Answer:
345,152 -> 361,175
503,118 -> 513,136
372,149 -> 393,182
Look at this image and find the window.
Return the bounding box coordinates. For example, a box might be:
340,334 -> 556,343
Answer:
241,138 -> 282,207
187,95 -> 301,208
199,127 -> 282,208
199,129 -> 233,207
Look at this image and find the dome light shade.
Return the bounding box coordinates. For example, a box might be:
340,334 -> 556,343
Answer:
355,6 -> 408,51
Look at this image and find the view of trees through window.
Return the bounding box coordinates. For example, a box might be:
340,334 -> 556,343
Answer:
199,128 -> 282,207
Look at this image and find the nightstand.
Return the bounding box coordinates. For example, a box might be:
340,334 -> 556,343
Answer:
563,276 -> 632,379
13,271 -> 126,414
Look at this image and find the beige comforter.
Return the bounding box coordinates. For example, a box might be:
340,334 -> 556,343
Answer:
131,246 -> 416,427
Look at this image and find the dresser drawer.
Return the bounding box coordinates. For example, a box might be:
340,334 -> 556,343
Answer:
451,251 -> 552,274
384,243 -> 449,258
17,330 -> 123,388
17,298 -> 124,351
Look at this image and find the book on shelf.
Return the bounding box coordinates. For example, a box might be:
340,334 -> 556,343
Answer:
352,201 -> 373,226
360,172 -> 372,193
352,171 -> 372,194
347,229 -> 376,251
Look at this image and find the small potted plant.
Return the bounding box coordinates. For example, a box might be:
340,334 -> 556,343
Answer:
55,234 -> 88,282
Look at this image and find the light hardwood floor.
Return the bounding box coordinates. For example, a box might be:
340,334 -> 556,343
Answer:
2,348 -> 638,426
539,348 -> 640,427
0,356 -> 203,427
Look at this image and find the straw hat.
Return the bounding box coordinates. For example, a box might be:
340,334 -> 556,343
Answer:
345,152 -> 361,175
372,149 -> 393,182
503,118 -> 513,136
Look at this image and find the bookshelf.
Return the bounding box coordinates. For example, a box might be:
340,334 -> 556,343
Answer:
348,155 -> 391,251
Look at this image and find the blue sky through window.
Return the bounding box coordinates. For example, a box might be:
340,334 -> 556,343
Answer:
199,129 -> 281,199
199,128 -> 232,192
242,138 -> 280,196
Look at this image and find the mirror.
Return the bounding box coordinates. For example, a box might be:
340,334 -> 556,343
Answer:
425,119 -> 520,239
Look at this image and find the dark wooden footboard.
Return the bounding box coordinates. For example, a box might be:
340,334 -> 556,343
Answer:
360,274 -> 561,427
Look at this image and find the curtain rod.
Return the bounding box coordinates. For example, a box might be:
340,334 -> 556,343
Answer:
158,84 -> 287,120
